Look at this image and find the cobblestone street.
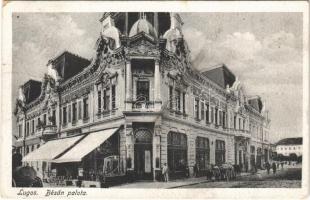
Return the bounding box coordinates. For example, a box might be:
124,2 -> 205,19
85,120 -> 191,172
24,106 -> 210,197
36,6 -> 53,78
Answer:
177,166 -> 302,188
112,165 -> 301,188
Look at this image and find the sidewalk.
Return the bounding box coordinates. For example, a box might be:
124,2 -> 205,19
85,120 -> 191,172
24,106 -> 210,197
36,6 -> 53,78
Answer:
112,176 -> 211,188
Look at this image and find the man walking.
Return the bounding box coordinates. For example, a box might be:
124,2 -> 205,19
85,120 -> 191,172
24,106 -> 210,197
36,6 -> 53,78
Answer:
265,162 -> 271,174
272,162 -> 277,174
162,163 -> 169,182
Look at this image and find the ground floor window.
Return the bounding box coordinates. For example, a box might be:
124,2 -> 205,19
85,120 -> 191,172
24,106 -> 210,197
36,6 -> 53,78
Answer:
215,140 -> 225,165
168,132 -> 188,178
195,137 -> 210,171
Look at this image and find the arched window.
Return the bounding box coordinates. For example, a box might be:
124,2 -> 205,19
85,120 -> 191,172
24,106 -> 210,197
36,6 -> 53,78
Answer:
134,128 -> 152,144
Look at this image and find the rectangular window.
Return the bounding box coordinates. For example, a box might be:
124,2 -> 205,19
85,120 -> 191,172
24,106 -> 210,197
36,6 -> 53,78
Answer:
98,90 -> 101,113
175,90 -> 181,111
18,124 -> 22,137
239,118 -> 241,130
182,92 -> 186,113
194,99 -> 199,119
52,110 -> 56,125
205,103 -> 209,123
215,140 -> 226,165
31,120 -> 34,134
68,104 -> 71,123
201,102 -> 205,120
112,85 -> 116,109
72,102 -> 77,122
215,107 -> 218,125
43,114 -> 47,126
63,106 -> 67,124
222,111 -> 226,128
78,101 -> 82,120
243,119 -> 246,130
26,122 -> 29,136
169,86 -> 173,109
211,107 -> 214,123
103,90 -> 107,110
136,81 -> 149,101
83,97 -> 89,119
234,115 -> 237,129
219,110 -> 222,126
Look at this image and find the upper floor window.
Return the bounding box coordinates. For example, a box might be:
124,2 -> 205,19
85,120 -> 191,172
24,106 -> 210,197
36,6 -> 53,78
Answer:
43,114 -> 47,126
136,80 -> 149,102
234,115 -> 237,129
201,102 -> 205,120
26,122 -> 29,136
18,124 -> 22,138
112,85 -> 116,109
219,110 -> 222,126
215,107 -> 218,125
68,105 -> 72,123
104,88 -> 110,110
72,102 -> 77,122
182,92 -> 186,113
51,110 -> 56,125
78,101 -> 82,120
31,120 -> 34,134
211,107 -> 214,123
222,111 -> 226,128
238,118 -> 241,130
62,106 -> 67,124
169,86 -> 173,109
83,97 -> 89,119
205,103 -> 210,123
243,119 -> 246,130
194,99 -> 199,119
98,90 -> 102,113
175,90 -> 181,111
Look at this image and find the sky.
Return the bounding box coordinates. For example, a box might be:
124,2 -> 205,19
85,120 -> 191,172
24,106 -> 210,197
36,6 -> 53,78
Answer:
12,12 -> 303,142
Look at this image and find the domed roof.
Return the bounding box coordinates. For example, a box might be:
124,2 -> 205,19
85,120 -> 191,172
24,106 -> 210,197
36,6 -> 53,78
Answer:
129,18 -> 158,38
163,28 -> 182,41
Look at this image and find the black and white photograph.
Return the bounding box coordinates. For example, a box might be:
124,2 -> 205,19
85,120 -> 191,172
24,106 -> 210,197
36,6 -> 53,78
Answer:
1,1 -> 309,199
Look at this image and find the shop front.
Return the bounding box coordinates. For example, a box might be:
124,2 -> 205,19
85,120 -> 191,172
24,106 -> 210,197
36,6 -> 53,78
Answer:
167,131 -> 188,179
22,128 -> 125,187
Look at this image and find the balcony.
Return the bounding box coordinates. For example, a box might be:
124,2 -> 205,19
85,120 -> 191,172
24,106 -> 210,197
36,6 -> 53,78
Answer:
132,101 -> 155,111
42,124 -> 57,136
232,129 -> 251,138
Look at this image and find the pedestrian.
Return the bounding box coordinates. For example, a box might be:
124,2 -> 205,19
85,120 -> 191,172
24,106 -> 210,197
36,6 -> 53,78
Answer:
272,162 -> 276,174
265,162 -> 271,174
162,163 -> 169,182
193,163 -> 198,178
281,161 -> 284,169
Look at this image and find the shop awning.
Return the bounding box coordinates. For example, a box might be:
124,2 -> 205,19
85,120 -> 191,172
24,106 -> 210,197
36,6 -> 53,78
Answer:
22,135 -> 83,162
53,128 -> 118,163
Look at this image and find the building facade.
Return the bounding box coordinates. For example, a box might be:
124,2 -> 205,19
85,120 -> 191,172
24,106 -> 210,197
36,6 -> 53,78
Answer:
276,137 -> 302,157
14,12 -> 272,183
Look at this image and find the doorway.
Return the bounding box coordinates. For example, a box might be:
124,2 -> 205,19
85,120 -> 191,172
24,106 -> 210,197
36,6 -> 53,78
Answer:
133,127 -> 153,180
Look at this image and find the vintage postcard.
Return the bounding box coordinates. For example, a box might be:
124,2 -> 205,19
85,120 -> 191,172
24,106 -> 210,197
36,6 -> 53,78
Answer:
1,1 -> 309,199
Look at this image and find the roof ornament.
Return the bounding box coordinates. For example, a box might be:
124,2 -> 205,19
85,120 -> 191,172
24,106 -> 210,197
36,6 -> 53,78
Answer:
47,64 -> 61,85
18,87 -> 26,103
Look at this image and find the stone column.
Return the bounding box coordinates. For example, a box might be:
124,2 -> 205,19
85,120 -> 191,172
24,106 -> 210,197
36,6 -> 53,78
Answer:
154,59 -> 161,110
125,60 -> 132,111
125,123 -> 134,171
153,123 -> 161,181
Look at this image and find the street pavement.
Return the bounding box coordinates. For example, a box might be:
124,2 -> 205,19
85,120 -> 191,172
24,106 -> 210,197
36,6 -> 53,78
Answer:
112,165 -> 302,188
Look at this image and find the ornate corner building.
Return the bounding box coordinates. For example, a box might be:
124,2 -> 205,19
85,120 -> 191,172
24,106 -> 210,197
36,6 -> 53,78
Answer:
14,12 -> 272,182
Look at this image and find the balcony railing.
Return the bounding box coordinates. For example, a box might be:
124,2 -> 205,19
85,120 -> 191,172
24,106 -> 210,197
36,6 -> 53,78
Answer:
132,101 -> 155,111
42,124 -> 57,136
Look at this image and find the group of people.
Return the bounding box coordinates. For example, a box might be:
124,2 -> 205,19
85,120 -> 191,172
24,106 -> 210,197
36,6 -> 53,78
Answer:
264,161 -> 284,174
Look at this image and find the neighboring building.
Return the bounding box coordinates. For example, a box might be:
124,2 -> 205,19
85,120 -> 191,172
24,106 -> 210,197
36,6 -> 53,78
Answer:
276,137 -> 302,157
14,12 -> 271,184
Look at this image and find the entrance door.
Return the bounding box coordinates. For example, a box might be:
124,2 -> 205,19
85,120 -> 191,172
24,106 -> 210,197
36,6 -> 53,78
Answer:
134,144 -> 152,180
134,127 -> 153,180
